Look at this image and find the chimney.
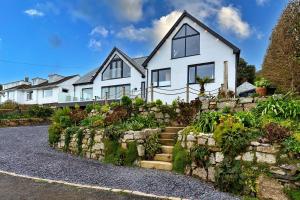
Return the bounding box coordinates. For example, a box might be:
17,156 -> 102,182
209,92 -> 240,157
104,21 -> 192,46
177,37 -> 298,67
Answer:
25,77 -> 29,82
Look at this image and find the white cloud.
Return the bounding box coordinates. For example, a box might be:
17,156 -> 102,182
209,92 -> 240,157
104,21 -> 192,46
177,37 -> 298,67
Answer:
88,38 -> 102,51
90,26 -> 109,37
256,0 -> 269,6
217,6 -> 251,38
167,0 -> 222,21
117,11 -> 181,44
109,0 -> 143,22
24,9 -> 44,17
117,25 -> 150,41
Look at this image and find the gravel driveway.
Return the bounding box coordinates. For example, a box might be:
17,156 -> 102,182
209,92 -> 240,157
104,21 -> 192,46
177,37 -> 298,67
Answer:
0,126 -> 238,200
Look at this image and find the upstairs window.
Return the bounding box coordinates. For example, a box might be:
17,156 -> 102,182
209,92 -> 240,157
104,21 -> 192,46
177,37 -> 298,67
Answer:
43,89 -> 53,98
102,55 -> 131,80
172,24 -> 200,59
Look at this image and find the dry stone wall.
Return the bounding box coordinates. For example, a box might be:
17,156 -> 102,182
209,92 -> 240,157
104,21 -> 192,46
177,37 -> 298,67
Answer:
56,127 -> 161,162
179,131 -> 300,189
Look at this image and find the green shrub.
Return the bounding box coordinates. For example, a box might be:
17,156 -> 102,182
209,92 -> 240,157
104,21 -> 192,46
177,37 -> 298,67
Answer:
254,94 -> 300,120
76,128 -> 84,155
85,103 -> 101,113
124,142 -> 138,166
222,106 -> 232,114
254,77 -> 270,88
190,145 -> 210,168
284,188 -> 300,200
104,139 -> 121,164
194,111 -> 222,133
104,125 -> 124,141
144,133 -> 161,160
121,96 -> 132,108
283,135 -> 300,154
155,99 -> 163,106
64,126 -> 79,152
133,97 -> 144,107
48,123 -> 61,146
215,159 -> 245,194
172,142 -> 189,174
234,111 -> 256,128
214,116 -> 251,158
80,115 -> 104,127
52,107 -> 71,124
59,115 -> 72,128
110,102 -> 120,109
28,105 -> 53,118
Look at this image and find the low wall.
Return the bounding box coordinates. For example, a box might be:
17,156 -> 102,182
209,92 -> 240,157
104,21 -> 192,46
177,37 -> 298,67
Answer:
0,118 -> 50,127
179,131 -> 300,190
56,127 -> 161,162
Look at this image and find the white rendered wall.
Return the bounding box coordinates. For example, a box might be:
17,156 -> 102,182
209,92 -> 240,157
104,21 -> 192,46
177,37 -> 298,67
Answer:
146,16 -> 237,104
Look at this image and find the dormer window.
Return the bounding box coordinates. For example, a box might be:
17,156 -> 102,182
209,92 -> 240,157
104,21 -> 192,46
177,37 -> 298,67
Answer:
172,24 -> 200,59
102,55 -> 131,80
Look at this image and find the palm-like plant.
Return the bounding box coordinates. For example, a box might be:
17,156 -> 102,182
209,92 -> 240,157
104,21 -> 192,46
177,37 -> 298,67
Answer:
196,76 -> 213,95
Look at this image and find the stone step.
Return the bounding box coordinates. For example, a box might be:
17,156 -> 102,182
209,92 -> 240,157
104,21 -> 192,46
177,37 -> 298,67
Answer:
161,145 -> 174,154
159,139 -> 175,146
164,127 -> 184,133
140,160 -> 172,171
160,132 -> 177,139
154,153 -> 172,162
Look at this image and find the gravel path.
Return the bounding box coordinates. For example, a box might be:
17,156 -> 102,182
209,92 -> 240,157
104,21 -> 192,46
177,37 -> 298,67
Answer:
0,126 -> 239,200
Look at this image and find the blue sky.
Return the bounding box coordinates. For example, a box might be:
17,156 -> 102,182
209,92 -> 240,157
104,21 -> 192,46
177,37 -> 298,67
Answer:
0,0 -> 288,84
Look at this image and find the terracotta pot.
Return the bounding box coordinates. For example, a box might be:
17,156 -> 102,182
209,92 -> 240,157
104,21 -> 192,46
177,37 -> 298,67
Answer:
256,87 -> 267,96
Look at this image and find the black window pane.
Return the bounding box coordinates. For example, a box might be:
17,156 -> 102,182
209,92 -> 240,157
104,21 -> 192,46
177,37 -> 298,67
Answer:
196,63 -> 215,80
186,25 -> 198,36
186,35 -> 200,56
189,66 -> 196,83
123,62 -> 131,77
159,69 -> 171,86
174,25 -> 186,39
172,38 -> 185,58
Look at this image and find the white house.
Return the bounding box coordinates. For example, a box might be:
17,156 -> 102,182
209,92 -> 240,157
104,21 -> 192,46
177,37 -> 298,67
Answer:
0,79 -> 31,104
143,11 -> 240,104
0,74 -> 80,105
73,47 -> 147,101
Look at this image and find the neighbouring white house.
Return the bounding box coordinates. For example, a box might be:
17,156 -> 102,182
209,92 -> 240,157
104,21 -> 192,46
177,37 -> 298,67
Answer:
143,11 -> 240,104
73,47 -> 147,102
0,78 -> 32,104
0,74 -> 80,105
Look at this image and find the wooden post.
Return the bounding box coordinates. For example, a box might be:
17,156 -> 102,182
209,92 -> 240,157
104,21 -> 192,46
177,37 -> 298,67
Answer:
186,83 -> 189,103
224,61 -> 228,92
151,83 -> 154,102
122,86 -> 126,97
105,92 -> 108,104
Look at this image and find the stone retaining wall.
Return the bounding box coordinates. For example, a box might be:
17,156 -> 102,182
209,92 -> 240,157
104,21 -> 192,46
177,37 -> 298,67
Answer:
56,128 -> 161,162
0,118 -> 50,127
179,131 -> 300,189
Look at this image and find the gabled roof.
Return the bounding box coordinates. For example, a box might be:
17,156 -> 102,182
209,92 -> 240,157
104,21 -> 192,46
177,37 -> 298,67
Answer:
237,81 -> 256,95
77,47 -> 147,85
30,75 -> 79,89
2,84 -> 32,91
73,68 -> 99,86
143,10 -> 240,67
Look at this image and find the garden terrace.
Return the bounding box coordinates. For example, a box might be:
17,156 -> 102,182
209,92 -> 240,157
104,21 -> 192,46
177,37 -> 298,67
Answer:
49,94 -> 300,200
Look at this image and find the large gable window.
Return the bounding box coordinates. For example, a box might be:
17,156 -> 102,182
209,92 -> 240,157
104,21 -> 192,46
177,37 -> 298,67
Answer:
102,55 -> 131,80
172,24 -> 200,59
188,62 -> 215,84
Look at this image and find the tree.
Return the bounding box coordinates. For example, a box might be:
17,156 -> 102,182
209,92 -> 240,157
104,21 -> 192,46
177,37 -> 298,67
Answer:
261,0 -> 300,93
237,58 -> 256,86
196,76 -> 212,95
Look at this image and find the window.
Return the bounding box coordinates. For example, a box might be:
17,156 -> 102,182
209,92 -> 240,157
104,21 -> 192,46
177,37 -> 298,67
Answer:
62,88 -> 69,93
151,68 -> 171,87
141,82 -> 145,99
172,24 -> 200,59
82,88 -> 93,100
27,91 -> 33,101
8,91 -> 15,100
102,55 -> 131,80
188,62 -> 215,84
43,89 -> 53,98
101,85 -> 130,99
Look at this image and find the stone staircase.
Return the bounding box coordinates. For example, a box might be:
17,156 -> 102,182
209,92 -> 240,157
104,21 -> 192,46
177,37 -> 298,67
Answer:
140,127 -> 184,171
